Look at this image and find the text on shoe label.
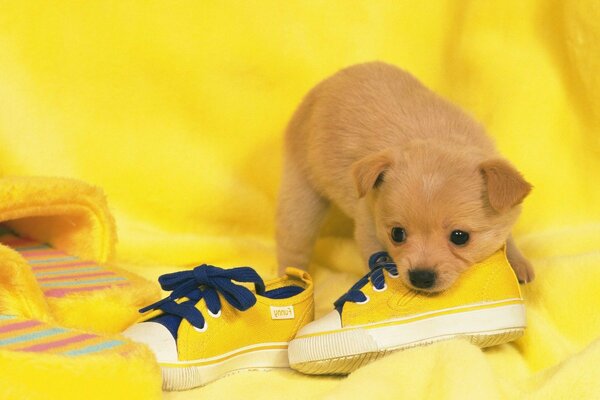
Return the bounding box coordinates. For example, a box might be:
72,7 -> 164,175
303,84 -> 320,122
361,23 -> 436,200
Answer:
270,306 -> 295,320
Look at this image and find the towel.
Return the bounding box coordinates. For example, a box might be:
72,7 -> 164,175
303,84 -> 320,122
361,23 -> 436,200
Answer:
1,1 -> 599,398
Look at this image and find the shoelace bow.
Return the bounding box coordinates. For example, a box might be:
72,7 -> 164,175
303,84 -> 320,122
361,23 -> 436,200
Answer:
139,264 -> 265,330
334,251 -> 399,312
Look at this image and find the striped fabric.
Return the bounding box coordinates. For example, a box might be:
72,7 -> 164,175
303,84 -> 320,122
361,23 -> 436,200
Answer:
0,315 -> 130,356
0,232 -> 130,298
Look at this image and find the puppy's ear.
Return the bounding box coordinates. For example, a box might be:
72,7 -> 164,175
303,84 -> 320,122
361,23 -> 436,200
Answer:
352,150 -> 394,198
479,159 -> 532,212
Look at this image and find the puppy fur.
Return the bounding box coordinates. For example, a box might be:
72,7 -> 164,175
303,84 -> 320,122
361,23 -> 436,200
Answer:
276,62 -> 533,291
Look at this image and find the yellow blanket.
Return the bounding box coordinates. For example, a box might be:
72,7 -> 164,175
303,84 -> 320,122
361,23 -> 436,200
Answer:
1,1 -> 599,398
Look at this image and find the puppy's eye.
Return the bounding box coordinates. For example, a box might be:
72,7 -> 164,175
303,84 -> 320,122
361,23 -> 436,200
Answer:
450,230 -> 469,246
391,227 -> 406,243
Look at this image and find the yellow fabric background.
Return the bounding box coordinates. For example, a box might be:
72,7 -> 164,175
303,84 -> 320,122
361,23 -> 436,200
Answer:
1,1 -> 599,398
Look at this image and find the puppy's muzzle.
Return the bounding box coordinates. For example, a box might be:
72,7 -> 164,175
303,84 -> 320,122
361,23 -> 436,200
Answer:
409,269 -> 437,289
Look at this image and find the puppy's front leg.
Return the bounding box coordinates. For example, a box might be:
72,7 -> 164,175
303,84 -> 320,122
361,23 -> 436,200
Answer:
354,201 -> 385,267
506,234 -> 535,283
276,159 -> 329,274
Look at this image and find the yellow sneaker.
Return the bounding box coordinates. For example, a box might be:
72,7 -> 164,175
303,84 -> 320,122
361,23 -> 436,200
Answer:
124,265 -> 314,390
288,248 -> 525,375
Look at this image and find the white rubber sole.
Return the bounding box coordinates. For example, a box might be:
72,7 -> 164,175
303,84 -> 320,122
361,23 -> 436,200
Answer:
160,344 -> 289,391
288,303 -> 526,375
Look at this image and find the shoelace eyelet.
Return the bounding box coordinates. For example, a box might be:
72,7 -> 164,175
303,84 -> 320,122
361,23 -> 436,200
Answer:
208,309 -> 221,318
356,295 -> 370,305
372,283 -> 387,292
388,272 -> 400,279
193,322 -> 208,333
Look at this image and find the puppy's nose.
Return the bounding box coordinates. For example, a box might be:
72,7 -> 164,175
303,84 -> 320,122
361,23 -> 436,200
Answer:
409,269 -> 436,289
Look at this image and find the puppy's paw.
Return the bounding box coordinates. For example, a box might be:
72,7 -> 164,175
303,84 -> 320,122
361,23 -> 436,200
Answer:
509,257 -> 535,284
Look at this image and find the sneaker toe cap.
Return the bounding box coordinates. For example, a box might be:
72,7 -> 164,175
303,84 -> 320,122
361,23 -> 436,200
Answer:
123,322 -> 178,362
297,310 -> 342,336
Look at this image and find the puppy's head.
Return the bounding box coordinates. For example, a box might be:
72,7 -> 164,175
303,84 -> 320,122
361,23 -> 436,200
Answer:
352,142 -> 531,292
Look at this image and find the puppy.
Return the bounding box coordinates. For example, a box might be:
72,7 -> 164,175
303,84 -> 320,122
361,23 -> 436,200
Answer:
276,62 -> 534,291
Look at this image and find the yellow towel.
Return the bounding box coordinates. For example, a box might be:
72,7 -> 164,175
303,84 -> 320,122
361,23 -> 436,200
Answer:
0,237 -> 162,400
0,176 -> 160,333
1,1 -> 599,399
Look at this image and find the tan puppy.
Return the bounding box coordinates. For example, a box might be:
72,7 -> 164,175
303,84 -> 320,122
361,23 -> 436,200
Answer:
276,62 -> 534,292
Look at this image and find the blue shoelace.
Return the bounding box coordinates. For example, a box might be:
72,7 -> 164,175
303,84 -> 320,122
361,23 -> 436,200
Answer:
139,264 -> 266,330
334,252 -> 399,312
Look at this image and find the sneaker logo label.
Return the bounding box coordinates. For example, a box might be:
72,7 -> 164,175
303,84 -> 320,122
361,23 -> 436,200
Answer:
270,306 -> 295,320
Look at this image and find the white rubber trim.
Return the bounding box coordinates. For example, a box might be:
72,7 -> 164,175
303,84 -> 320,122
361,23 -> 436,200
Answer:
289,303 -> 525,365
369,303 -> 525,348
160,345 -> 289,391
297,310 -> 342,336
123,322 -> 178,362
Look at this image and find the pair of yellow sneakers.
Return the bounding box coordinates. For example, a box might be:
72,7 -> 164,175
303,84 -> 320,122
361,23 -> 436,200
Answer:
125,248 -> 526,390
